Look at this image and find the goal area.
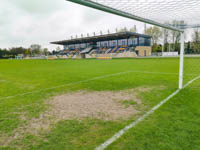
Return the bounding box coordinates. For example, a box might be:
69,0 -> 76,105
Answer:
67,0 -> 200,89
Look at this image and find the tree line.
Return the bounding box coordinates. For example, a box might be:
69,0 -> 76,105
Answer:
0,44 -> 50,59
145,21 -> 200,53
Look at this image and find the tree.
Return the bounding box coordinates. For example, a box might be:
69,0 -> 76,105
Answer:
43,48 -> 49,56
162,26 -> 170,52
146,26 -> 162,45
191,29 -> 200,53
0,48 -> 10,58
169,20 -> 186,52
30,44 -> 42,56
153,44 -> 162,52
9,47 -> 26,56
130,25 -> 137,33
24,48 -> 31,56
118,27 -> 127,33
0,46 -> 47,59
192,29 -> 200,42
146,26 -> 162,52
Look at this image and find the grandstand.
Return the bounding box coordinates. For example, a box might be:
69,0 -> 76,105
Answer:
51,31 -> 152,59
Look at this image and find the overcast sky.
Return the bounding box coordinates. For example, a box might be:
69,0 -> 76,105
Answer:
0,0 -> 146,50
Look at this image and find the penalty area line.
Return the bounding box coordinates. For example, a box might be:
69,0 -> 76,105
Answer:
0,70 -> 197,101
0,71 -> 133,100
95,75 -> 200,150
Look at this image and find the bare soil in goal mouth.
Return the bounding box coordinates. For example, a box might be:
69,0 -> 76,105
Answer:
27,88 -> 151,134
1,87 -> 153,146
47,89 -> 143,121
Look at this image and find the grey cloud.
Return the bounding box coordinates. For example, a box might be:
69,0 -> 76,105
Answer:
9,0 -> 63,14
0,0 -> 141,50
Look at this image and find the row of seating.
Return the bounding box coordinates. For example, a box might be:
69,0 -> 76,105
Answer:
60,49 -> 81,56
107,45 -> 129,54
59,45 -> 130,56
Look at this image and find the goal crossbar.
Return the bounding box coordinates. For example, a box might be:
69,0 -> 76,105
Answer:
66,0 -> 183,32
66,0 -> 185,89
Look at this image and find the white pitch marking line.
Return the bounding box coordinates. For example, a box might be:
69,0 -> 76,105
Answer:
126,70 -> 197,76
0,71 -> 132,100
0,80 -> 7,83
0,70 -> 197,101
95,75 -> 200,150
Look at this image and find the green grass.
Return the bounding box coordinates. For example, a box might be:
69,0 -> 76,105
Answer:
0,58 -> 199,150
121,100 -> 137,108
107,80 -> 200,150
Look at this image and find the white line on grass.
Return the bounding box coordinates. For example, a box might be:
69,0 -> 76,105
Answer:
0,80 -> 8,83
95,75 -> 200,150
0,71 -> 133,100
0,70 -> 197,101
125,70 -> 197,76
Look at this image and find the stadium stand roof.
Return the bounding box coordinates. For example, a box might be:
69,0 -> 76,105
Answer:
51,32 -> 152,45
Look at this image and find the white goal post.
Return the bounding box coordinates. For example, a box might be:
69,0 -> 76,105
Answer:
179,32 -> 185,89
66,0 -> 186,89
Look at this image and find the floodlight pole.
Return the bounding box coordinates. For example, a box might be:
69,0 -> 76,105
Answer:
179,32 -> 184,89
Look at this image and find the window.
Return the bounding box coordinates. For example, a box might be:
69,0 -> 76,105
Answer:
113,41 -> 116,47
128,39 -> 133,46
139,37 -> 145,46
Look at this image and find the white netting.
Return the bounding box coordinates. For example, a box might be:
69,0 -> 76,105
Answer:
90,0 -> 200,26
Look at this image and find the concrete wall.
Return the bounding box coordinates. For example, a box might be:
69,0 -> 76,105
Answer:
75,54 -> 82,59
162,52 -> 178,57
96,54 -> 112,58
135,46 -> 152,57
113,52 -> 137,58
85,54 -> 98,58
81,52 -> 137,59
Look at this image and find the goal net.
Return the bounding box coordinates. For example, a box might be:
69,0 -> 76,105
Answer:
67,0 -> 200,89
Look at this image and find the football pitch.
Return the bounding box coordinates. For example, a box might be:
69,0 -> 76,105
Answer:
0,58 -> 200,150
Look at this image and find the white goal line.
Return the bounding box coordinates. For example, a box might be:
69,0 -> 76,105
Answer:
95,75 -> 200,150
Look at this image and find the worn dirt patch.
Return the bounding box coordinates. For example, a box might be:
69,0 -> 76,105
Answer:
25,89 -> 145,135
1,87 -> 153,147
47,90 -> 141,121
27,88 -> 153,132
